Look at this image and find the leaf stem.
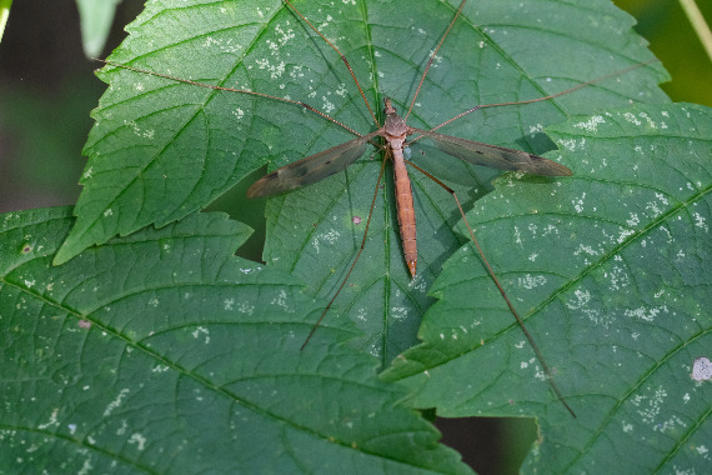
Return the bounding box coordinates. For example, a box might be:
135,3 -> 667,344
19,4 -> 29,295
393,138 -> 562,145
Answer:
679,0 -> 712,63
0,0 -> 12,43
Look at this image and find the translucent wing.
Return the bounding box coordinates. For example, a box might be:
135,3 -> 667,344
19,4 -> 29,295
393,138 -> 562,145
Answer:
410,128 -> 572,176
247,130 -> 381,198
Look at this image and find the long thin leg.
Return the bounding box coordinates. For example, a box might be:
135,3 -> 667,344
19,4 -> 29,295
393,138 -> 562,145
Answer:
405,159 -> 577,418
301,152 -> 389,350
284,0 -> 380,127
409,58 -> 659,143
405,0 -> 467,121
98,59 -> 363,138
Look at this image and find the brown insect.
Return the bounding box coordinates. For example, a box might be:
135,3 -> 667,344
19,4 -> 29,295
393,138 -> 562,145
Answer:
101,0 -> 656,417
247,97 -> 571,273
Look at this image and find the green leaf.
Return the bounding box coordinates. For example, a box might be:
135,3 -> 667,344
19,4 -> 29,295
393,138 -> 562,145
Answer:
383,103 -> 712,472
0,207 -> 470,474
0,0 -> 11,44
56,0 -> 668,362
76,0 -> 122,58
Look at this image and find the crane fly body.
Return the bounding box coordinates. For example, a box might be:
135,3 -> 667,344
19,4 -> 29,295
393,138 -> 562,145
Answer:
246,97 -> 572,277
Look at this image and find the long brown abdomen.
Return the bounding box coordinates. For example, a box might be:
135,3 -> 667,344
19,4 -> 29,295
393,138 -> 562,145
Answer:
392,148 -> 417,277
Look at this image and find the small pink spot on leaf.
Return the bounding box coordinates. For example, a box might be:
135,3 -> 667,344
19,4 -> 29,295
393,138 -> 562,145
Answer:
78,320 -> 92,329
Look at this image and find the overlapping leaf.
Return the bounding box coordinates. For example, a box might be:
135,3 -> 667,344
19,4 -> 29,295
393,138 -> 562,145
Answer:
383,103 -> 712,473
56,0 -> 668,362
0,208 -> 470,473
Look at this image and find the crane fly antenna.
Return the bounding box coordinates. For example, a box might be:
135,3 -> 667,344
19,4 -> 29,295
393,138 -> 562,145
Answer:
405,159 -> 576,417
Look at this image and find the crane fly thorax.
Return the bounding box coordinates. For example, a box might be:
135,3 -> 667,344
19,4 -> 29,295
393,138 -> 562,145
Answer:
383,98 -> 407,149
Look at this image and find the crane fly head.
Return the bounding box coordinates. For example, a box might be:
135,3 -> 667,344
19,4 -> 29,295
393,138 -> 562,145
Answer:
383,97 -> 407,138
383,97 -> 396,115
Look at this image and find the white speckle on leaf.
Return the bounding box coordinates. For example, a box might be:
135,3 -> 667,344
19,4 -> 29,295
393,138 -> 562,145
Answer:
312,228 -> 341,254
557,137 -> 585,151
123,119 -> 154,139
274,23 -> 295,47
38,408 -> 60,430
321,95 -> 335,113
148,296 -> 159,307
622,421 -> 634,433
238,302 -> 255,315
271,289 -> 289,310
528,123 -> 543,135
632,385 -> 667,425
624,305 -> 667,322
693,212 -> 708,232
408,274 -> 428,293
129,433 -> 147,451
571,192 -> 587,213
626,213 -> 640,227
655,414 -> 687,433
573,243 -> 598,257
355,307 -> 368,322
335,83 -> 348,97
513,225 -> 522,245
77,458 -> 93,475
691,357 -> 712,381
622,111 -> 642,126
103,388 -> 130,417
573,115 -> 605,133
427,49 -> 442,67
391,306 -> 409,321
518,274 -> 547,290
289,65 -> 305,79
566,289 -> 591,310
616,227 -> 636,244
104,208 -> 113,217
191,326 -> 210,344
255,58 -> 285,79
605,265 -> 630,291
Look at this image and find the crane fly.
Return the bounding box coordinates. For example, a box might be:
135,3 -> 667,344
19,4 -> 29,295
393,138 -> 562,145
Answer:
246,97 -> 572,275
100,0 -> 658,417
